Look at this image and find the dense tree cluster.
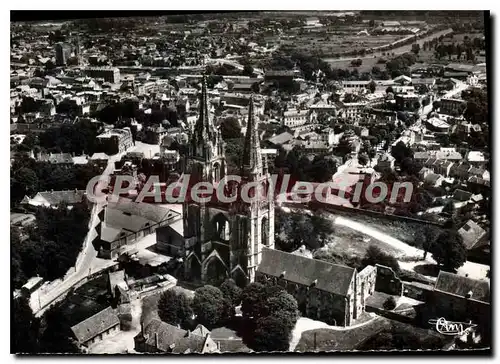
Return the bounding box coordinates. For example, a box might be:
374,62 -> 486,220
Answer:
240,282 -> 299,352
462,88 -> 488,125
191,285 -> 228,328
36,121 -> 102,155
220,117 -> 242,140
12,203 -> 90,286
12,298 -> 80,354
273,149 -> 337,183
385,53 -> 417,78
361,245 -> 400,273
10,153 -> 102,204
429,229 -> 467,272
157,289 -> 193,328
274,209 -> 334,251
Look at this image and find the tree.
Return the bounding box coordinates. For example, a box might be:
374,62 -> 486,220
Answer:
386,86 -> 394,94
13,167 -> 39,198
243,63 -> 254,77
362,245 -> 400,273
368,80 -> 377,94
430,230 -> 467,272
358,153 -> 369,167
252,316 -> 291,352
157,289 -> 192,327
350,59 -> 362,67
241,282 -> 267,319
266,291 -> 299,331
442,200 -> 456,216
391,141 -> 413,164
220,278 -> 242,303
220,117 -> 242,140
192,285 -> 225,328
383,296 -> 397,310
12,297 -> 40,354
39,305 -> 80,353
411,43 -> 420,55
432,100 -> 441,111
421,226 -> 436,260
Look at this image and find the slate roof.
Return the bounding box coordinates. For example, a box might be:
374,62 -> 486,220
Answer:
257,247 -> 355,296
37,152 -> 74,164
90,152 -> 110,160
216,339 -> 252,353
452,189 -> 473,202
468,176 -> 490,187
424,173 -> 443,185
267,132 -> 294,146
458,220 -> 487,250
435,271 -> 490,303
107,198 -> 174,224
191,324 -> 210,338
71,306 -> 120,344
138,319 -> 212,353
33,190 -> 86,206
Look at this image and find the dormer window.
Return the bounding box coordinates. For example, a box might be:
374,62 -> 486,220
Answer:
310,279 -> 318,287
279,271 -> 286,279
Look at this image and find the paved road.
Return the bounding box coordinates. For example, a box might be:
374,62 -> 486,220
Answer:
31,152 -> 124,315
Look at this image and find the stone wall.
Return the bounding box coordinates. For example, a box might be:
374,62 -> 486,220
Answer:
375,264 -> 403,296
356,265 -> 377,318
402,281 -> 434,302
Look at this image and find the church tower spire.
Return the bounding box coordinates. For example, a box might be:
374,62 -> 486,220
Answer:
194,75 -> 213,142
241,96 -> 263,179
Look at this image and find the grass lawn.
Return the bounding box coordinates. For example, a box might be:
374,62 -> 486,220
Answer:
328,222 -> 404,258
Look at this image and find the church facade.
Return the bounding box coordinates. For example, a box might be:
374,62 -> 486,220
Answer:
157,77 -> 274,287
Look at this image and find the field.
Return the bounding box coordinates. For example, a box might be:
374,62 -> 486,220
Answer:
280,26 -> 405,56
324,56 -> 387,72
322,222 -> 404,258
322,209 -> 443,249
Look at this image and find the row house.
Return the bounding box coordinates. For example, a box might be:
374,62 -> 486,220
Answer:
336,101 -> 367,119
440,98 -> 467,116
282,108 -> 308,128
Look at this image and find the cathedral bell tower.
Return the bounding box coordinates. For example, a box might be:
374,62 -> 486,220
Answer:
183,75 -> 226,247
229,96 -> 275,284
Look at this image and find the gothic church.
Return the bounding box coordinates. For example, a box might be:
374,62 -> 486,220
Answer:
157,77 -> 274,287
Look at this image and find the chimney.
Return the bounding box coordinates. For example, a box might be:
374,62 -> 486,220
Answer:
154,332 -> 159,349
216,341 -> 221,351
140,321 -> 144,335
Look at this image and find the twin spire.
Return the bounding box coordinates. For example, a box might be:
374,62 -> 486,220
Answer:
194,75 -> 262,176
241,97 -> 263,177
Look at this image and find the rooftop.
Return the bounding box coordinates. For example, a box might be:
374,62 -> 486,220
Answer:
435,271 -> 490,303
257,247 -> 356,296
